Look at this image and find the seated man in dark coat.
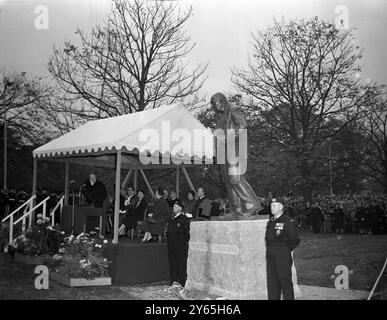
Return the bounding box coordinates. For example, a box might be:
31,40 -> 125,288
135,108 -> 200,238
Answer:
81,172 -> 107,208
191,187 -> 212,221
139,187 -> 171,242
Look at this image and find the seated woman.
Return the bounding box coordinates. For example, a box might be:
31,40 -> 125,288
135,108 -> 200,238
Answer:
122,190 -> 148,232
139,187 -> 172,242
117,186 -> 138,236
184,190 -> 196,218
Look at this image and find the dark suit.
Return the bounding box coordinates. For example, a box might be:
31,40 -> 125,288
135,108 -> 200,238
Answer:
167,213 -> 190,287
192,196 -> 211,220
82,180 -> 107,208
139,197 -> 171,235
311,206 -> 322,233
265,214 -> 300,300
124,198 -> 147,229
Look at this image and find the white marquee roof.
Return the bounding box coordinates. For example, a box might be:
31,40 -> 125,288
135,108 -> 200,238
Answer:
33,104 -> 215,163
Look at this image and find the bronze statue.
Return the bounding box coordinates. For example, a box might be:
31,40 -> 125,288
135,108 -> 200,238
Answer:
210,92 -> 262,219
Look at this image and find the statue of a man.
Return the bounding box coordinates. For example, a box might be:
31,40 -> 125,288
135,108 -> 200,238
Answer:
210,92 -> 263,219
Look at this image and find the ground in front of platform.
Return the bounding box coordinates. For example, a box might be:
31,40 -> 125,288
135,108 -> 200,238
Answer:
0,229 -> 386,300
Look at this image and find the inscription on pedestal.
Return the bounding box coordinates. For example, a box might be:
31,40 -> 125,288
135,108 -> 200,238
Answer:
189,241 -> 208,252
211,244 -> 240,255
189,242 -> 240,255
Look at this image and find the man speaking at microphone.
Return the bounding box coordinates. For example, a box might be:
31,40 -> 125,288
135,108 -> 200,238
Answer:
81,171 -> 107,208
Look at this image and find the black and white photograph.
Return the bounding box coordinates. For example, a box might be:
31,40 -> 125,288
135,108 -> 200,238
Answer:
0,0 -> 387,305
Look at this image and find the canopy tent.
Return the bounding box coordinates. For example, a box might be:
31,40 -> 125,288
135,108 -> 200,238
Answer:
32,104 -> 215,243
33,103 -> 214,162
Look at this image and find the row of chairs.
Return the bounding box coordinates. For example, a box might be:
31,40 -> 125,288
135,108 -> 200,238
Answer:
105,213 -> 167,243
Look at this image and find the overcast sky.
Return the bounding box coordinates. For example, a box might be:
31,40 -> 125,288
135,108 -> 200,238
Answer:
1,0 -> 386,100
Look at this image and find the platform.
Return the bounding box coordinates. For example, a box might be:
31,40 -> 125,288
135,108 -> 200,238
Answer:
104,238 -> 170,285
185,219 -> 269,299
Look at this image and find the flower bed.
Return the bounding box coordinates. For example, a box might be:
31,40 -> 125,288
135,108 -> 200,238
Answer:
12,214 -> 65,263
47,230 -> 111,286
49,271 -> 111,287
0,222 -> 9,252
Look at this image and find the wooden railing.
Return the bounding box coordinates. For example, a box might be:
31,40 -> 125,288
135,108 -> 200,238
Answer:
2,195 -> 36,224
11,196 -> 50,245
2,195 -> 36,241
49,195 -> 64,227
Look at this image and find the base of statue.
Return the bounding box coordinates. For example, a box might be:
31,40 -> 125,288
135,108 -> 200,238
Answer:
211,212 -> 268,221
185,218 -> 269,300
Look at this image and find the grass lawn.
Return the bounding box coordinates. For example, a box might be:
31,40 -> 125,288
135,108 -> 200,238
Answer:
294,229 -> 387,292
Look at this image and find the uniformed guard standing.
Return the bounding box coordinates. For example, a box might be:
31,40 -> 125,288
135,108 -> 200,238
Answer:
265,201 -> 300,300
166,200 -> 190,289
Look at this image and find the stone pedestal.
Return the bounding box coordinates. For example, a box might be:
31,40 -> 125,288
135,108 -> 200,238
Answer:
185,219 -> 269,300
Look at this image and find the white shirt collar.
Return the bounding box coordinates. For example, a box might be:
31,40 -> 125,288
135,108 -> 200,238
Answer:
174,212 -> 183,219
273,213 -> 283,220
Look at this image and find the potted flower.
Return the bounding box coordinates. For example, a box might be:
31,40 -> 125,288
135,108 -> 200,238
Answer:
47,230 -> 111,287
0,221 -> 10,252
12,214 -> 54,264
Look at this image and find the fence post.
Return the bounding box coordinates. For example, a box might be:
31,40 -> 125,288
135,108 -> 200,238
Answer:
42,201 -> 47,219
51,207 -> 55,227
28,201 -> 33,229
9,215 -> 13,245
60,198 -> 63,226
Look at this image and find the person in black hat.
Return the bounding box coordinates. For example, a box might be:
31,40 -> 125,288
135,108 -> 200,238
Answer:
166,200 -> 190,289
265,201 -> 300,300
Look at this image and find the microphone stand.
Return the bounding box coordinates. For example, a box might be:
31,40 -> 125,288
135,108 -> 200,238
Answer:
72,188 -> 75,235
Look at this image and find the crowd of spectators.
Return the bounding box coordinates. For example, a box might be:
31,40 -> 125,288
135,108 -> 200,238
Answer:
260,192 -> 387,235
0,187 -> 63,222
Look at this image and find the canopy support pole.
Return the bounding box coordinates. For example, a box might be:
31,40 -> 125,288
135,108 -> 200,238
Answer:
134,169 -> 138,192
32,157 -> 38,218
139,169 -> 155,199
113,149 -> 122,245
176,167 -> 180,198
64,159 -> 70,206
182,167 -> 195,192
121,169 -> 132,190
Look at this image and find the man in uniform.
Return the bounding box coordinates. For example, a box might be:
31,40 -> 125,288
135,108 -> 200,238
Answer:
210,92 -> 262,218
166,200 -> 190,290
265,201 -> 300,300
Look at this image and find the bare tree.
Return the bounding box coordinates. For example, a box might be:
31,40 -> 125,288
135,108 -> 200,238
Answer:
0,70 -> 52,143
359,92 -> 387,192
48,0 -> 207,123
232,17 -> 379,199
